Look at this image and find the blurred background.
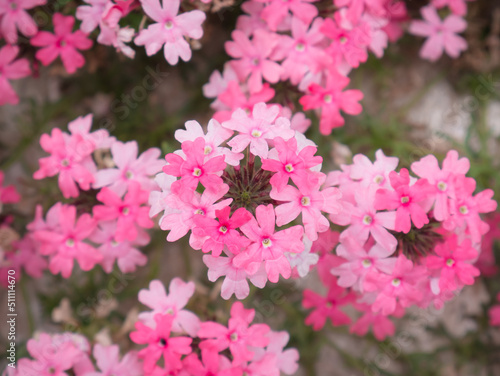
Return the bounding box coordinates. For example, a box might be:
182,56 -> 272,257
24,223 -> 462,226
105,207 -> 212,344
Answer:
1,0 -> 500,374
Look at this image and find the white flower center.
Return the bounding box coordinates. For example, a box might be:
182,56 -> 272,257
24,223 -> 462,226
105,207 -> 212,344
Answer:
391,278 -> 401,287
251,129 -> 262,138
230,332 -> 238,341
262,238 -> 272,248
373,175 -> 384,184
61,159 -> 70,167
285,163 -> 294,172
400,196 -> 410,204
362,259 -> 372,268
295,43 -> 305,51
165,20 -> 173,29
301,196 -> 311,206
195,209 -> 205,215
362,215 -> 373,225
192,168 -> 202,177
339,36 -> 348,44
459,205 -> 468,215
437,181 -> 447,191
219,225 -> 228,234
65,238 -> 75,247
323,94 -> 333,103
125,170 -> 133,179
446,258 -> 455,267
122,207 -> 130,215
204,146 -> 213,155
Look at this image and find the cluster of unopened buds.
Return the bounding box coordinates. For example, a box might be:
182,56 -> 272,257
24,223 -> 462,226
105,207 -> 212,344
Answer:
9,278 -> 299,376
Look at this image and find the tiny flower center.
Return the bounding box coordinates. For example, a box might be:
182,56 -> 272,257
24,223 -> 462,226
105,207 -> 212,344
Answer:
339,36 -> 348,44
10,2 -> 17,9
230,332 -> 238,341
125,170 -> 133,179
301,196 -> 311,206
219,225 -> 228,234
195,209 -> 205,215
159,338 -> 167,347
285,163 -> 294,172
362,215 -> 373,225
459,205 -> 468,215
48,367 -> 56,375
61,159 -> 70,167
251,58 -> 260,66
400,196 -> 410,204
165,20 -> 173,29
373,175 -> 384,184
391,278 -> 401,287
192,167 -> 202,177
111,240 -> 119,247
262,238 -> 272,248
59,39 -> 67,47
251,129 -> 262,138
66,238 -> 75,247
362,259 -> 372,268
165,307 -> 174,315
323,94 -> 333,103
295,42 -> 305,51
446,258 -> 455,267
326,302 -> 333,308
437,181 -> 447,191
121,207 -> 130,215
204,146 -> 213,155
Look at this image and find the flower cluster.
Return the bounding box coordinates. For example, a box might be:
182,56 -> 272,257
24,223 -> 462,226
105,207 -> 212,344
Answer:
203,0 -> 473,134
301,149 -> 496,339
130,278 -> 299,375
151,102 -> 341,299
7,330 -> 142,376
28,114 -> 164,278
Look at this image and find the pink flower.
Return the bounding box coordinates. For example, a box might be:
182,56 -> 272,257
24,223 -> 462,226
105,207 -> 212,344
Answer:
222,102 -> 294,159
374,168 -> 434,234
137,278 -> 201,337
408,5 -> 467,61
183,349 -> 238,376
263,331 -> 299,375
198,302 -> 270,365
0,0 -> 45,44
31,13 -> 93,74
93,141 -> 164,196
262,136 -> 323,192
234,204 -> 304,283
334,0 -> 387,23
158,186 -> 231,246
279,17 -> 327,85
33,204 -> 102,278
193,206 -> 252,256
320,13 -> 371,68
253,0 -> 318,31
85,344 -> 142,376
0,45 -> 31,106
203,249 -> 268,300
411,150 -> 470,221
271,178 -> 342,241
303,279 -> 355,330
76,0 -> 109,33
364,255 -> 425,315
134,0 -> 205,65
350,303 -> 404,341
330,186 -> 397,252
17,333 -> 82,376
330,237 -> 396,290
426,235 -> 480,291
33,128 -> 96,198
299,71 -> 363,135
67,113 -> 116,149
130,313 -> 192,373
349,149 -> 399,188
174,119 -> 243,167
225,29 -> 284,93
0,170 -> 20,206
444,176 -> 497,243
93,182 -> 154,242
89,221 -> 148,273
163,137 -> 227,194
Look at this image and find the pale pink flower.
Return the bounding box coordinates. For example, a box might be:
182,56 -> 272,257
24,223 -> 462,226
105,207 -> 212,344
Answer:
134,0 -> 205,65
350,149 -> 398,188
0,45 -> 31,106
0,0 -> 45,43
93,141 -> 164,196
85,344 -> 142,376
225,29 -> 284,93
253,0 -> 318,31
0,170 -> 20,205
138,278 -> 200,337
409,5 -> 467,61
